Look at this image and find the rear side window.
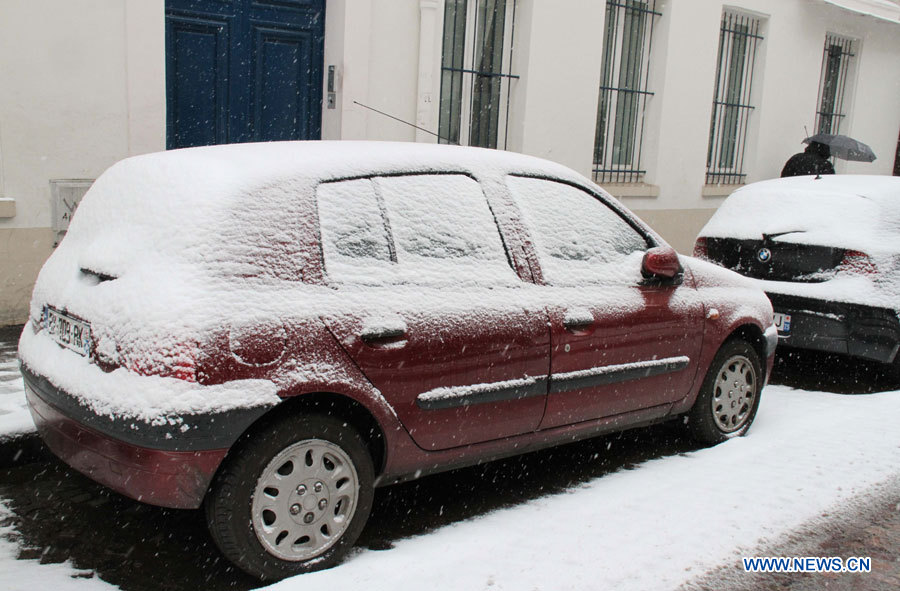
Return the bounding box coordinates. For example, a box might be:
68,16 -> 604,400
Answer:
317,174 -> 515,285
317,179 -> 395,283
507,176 -> 648,285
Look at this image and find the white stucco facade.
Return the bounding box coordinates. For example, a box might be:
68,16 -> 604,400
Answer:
0,0 -> 898,324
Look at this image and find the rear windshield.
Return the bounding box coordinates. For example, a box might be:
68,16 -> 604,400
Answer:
62,155 -> 320,281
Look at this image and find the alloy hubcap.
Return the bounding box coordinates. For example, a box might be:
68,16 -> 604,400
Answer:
252,439 -> 359,561
710,354 -> 757,433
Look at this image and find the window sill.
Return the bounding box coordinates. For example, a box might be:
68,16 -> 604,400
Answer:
0,198 -> 15,219
601,183 -> 660,199
701,184 -> 744,198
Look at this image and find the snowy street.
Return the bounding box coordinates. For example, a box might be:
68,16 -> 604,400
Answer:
0,327 -> 32,442
0,327 -> 899,590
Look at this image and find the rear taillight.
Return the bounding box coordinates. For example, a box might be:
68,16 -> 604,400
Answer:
693,237 -> 708,260
168,346 -> 198,382
838,250 -> 877,276
128,343 -> 198,382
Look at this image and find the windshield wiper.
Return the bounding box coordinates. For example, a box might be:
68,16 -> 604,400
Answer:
762,230 -> 805,241
80,267 -> 118,283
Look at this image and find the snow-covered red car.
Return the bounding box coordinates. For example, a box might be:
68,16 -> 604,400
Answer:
695,175 -> 900,378
20,141 -> 774,580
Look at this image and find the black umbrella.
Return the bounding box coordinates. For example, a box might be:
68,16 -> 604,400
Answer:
803,133 -> 876,162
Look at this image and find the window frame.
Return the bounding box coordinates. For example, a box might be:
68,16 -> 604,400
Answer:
593,0 -> 661,184
815,33 -> 856,136
705,10 -> 764,185
438,0 -> 518,150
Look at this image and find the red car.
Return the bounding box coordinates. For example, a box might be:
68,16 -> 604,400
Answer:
20,141 -> 775,580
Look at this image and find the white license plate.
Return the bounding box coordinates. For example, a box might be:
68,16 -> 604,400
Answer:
773,312 -> 792,334
44,306 -> 92,356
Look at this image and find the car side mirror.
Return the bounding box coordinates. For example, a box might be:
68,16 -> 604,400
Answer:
641,246 -> 683,280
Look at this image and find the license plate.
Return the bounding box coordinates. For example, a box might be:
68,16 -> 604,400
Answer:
44,306 -> 92,356
773,312 -> 792,334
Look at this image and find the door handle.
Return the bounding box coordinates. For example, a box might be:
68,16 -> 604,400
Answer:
360,326 -> 406,343
360,316 -> 408,345
563,318 -> 594,330
563,308 -> 594,331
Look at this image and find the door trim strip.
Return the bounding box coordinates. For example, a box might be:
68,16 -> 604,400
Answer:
415,355 -> 690,410
549,356 -> 690,394
416,376 -> 548,411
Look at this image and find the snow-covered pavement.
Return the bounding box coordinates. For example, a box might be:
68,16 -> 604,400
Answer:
0,329 -> 32,441
1,374 -> 898,590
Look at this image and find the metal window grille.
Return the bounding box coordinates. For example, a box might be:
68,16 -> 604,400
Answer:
706,11 -> 762,185
815,34 -> 855,135
439,0 -> 518,149
593,0 -> 660,184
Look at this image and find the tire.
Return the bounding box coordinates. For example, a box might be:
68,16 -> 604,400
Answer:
888,354 -> 900,386
686,339 -> 763,445
204,413 -> 375,582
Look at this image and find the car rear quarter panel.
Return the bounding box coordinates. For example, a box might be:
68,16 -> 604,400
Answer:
199,313 -> 415,476
668,259 -> 775,415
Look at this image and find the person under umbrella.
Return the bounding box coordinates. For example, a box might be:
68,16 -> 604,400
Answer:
781,141 -> 835,177
781,133 -> 876,178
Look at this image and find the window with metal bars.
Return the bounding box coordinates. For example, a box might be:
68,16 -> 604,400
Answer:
593,0 -> 660,184
815,34 -> 855,135
438,0 -> 518,149
706,11 -> 763,185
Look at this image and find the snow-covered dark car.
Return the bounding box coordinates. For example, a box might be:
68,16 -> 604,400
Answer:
20,141 -> 775,581
694,175 -> 900,379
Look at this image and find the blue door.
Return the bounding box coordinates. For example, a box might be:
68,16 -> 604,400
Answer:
166,0 -> 324,149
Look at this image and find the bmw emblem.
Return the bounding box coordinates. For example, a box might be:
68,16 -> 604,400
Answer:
757,247 -> 772,263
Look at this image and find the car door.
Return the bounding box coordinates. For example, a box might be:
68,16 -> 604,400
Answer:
316,174 -> 550,451
504,176 -> 703,429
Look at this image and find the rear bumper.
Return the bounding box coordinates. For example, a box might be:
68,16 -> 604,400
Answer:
21,365 -> 271,509
767,293 -> 900,364
26,380 -> 226,509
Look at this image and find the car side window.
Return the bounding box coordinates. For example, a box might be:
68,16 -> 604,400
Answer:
317,175 -> 516,285
375,174 -> 516,284
506,176 -> 649,285
317,178 -> 395,283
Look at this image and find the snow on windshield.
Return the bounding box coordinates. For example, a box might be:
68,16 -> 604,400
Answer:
506,175 -> 648,286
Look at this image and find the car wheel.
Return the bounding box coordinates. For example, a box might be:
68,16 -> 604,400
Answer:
686,339 -> 762,444
204,414 -> 374,581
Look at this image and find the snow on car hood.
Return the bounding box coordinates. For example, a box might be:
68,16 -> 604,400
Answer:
699,175 -> 900,254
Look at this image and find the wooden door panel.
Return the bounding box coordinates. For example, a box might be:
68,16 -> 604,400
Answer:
165,0 -> 324,148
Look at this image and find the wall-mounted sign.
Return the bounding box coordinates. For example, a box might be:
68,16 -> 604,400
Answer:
50,179 -> 94,245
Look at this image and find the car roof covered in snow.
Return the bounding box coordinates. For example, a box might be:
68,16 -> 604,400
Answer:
108,140 -> 585,191
699,175 -> 900,251
62,142 -> 591,276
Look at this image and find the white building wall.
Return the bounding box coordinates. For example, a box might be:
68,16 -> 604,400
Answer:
509,0 -> 607,174
322,0 -> 420,142
0,0 -> 164,325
